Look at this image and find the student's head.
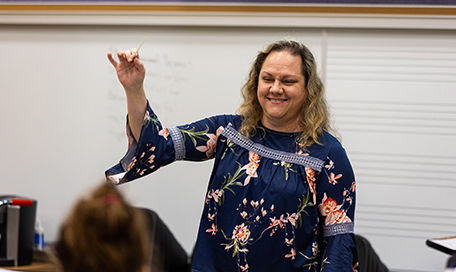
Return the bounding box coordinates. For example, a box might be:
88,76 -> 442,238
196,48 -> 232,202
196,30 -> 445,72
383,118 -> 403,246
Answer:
55,182 -> 150,272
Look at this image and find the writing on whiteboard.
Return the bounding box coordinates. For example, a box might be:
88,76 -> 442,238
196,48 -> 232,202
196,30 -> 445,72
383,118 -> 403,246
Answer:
107,52 -> 191,141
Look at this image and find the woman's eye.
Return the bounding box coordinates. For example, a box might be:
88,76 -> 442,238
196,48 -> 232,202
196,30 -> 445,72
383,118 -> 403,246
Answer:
262,77 -> 273,82
283,80 -> 297,85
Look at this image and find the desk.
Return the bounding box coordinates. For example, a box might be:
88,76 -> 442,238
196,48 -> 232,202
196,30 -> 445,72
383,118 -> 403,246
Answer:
2,262 -> 56,272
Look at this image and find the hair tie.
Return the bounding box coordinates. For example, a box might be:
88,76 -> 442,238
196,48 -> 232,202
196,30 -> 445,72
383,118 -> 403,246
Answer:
104,194 -> 121,204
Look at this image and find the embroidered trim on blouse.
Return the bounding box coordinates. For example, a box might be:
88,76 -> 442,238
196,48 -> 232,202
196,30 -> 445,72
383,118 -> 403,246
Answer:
220,125 -> 324,171
322,222 -> 354,237
169,126 -> 185,161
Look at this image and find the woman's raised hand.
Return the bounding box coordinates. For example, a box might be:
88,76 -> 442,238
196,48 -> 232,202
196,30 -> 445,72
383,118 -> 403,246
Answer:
107,48 -> 148,142
107,48 -> 145,96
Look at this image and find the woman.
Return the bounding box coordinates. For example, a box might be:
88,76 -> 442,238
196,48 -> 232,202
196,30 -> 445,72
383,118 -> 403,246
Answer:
107,39 -> 359,271
55,182 -> 151,272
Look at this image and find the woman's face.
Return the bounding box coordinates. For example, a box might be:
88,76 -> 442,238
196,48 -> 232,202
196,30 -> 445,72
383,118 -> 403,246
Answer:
257,50 -> 307,132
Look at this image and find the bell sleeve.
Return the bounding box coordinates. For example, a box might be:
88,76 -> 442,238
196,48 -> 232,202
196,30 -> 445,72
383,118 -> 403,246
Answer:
105,101 -> 235,185
315,140 -> 360,271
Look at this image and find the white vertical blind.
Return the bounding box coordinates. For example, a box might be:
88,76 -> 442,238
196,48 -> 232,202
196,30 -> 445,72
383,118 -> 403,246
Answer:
326,28 -> 456,271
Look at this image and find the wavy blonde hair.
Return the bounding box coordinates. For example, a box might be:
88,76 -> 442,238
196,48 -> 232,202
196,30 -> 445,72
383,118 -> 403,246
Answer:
237,39 -> 333,147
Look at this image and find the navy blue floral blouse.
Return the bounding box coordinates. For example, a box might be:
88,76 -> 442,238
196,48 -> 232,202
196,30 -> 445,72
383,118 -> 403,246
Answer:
106,102 -> 359,272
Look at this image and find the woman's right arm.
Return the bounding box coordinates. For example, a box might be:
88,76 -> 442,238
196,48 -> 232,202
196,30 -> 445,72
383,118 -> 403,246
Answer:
106,49 -> 237,185
105,106 -> 236,184
107,49 -> 147,142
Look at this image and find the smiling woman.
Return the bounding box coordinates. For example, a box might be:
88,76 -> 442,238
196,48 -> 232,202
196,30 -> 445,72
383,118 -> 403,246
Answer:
257,51 -> 307,133
239,40 -> 331,148
106,39 -> 359,272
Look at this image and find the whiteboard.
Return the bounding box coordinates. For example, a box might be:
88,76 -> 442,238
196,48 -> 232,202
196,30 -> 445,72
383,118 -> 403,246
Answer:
0,24 -> 322,254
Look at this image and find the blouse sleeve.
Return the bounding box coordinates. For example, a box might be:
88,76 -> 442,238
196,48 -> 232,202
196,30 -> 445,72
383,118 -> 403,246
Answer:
105,101 -> 235,185
315,140 -> 359,271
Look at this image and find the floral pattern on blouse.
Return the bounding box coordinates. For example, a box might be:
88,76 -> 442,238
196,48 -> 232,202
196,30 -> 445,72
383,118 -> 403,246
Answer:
106,102 -> 359,272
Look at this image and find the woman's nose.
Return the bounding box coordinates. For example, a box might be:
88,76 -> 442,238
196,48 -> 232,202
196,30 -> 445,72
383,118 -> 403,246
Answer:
269,81 -> 283,93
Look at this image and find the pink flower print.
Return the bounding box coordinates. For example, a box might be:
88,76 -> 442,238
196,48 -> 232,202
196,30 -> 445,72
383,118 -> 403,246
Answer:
206,223 -> 217,236
126,157 -> 137,172
325,159 -> 334,170
249,151 -> 260,163
206,189 -> 222,204
213,189 -> 222,202
352,262 -> 359,272
240,211 -> 248,219
312,242 -> 318,257
319,193 -> 340,216
318,193 -> 351,225
286,213 -> 298,226
148,154 -> 155,164
127,162 -> 134,172
241,152 -> 260,186
285,238 -> 294,245
208,213 -> 215,221
306,167 -> 317,204
242,168 -> 257,186
269,215 -> 285,230
196,133 -> 218,158
211,189 -> 222,203
144,110 -> 150,121
242,198 -> 247,206
205,191 -> 211,204
216,126 -> 224,136
306,167 -> 315,180
305,167 -> 316,195
327,210 -> 351,225
159,126 -> 169,140
285,248 -> 296,260
240,264 -> 249,271
232,223 -> 251,244
261,207 -> 267,217
329,172 -> 342,185
250,200 -> 259,208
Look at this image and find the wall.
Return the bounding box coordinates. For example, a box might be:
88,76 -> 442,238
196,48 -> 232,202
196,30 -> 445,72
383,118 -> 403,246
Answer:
325,28 -> 456,271
0,5 -> 455,272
